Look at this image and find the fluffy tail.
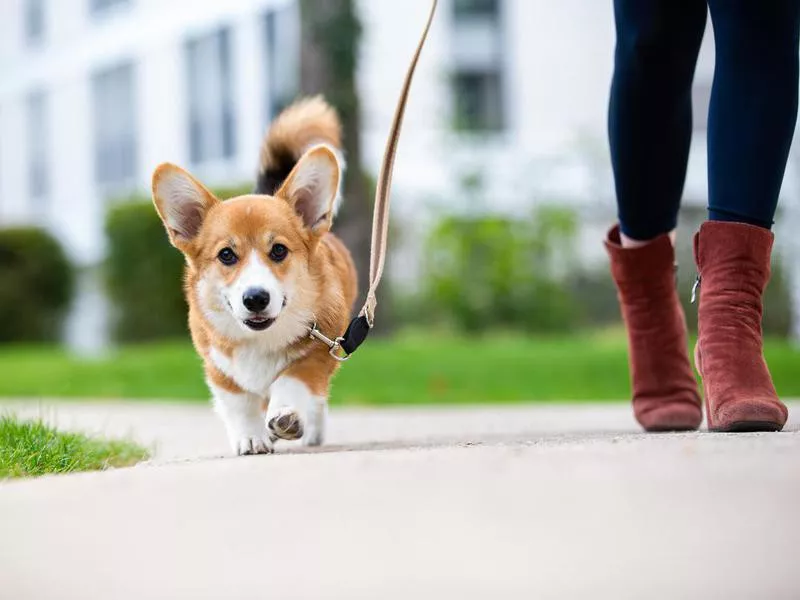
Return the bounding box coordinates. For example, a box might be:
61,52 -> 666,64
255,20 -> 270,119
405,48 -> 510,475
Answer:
255,96 -> 345,208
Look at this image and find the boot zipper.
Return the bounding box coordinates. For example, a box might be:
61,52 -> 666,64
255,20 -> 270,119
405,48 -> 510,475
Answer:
691,276 -> 701,304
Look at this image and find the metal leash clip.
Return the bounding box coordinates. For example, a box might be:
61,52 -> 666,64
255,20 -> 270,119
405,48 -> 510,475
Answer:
308,323 -> 350,362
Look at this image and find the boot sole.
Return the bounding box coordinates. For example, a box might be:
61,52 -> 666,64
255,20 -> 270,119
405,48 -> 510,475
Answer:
709,421 -> 783,433
646,425 -> 701,433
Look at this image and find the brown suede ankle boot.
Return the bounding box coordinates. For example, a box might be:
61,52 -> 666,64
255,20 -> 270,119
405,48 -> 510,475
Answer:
605,225 -> 702,432
693,221 -> 788,432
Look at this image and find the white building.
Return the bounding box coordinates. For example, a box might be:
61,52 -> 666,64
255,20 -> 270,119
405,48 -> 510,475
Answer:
1,0 -> 798,345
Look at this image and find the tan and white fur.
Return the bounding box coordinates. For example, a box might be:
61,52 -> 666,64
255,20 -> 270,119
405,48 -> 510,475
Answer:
152,97 -> 357,455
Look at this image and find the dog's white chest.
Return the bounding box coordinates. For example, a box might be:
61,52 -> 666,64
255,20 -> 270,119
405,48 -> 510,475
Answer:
210,343 -> 289,397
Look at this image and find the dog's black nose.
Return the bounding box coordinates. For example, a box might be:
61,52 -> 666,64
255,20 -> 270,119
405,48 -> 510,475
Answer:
243,288 -> 270,313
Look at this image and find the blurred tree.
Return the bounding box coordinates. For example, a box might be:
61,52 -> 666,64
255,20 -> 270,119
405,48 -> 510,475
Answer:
299,0 -> 373,318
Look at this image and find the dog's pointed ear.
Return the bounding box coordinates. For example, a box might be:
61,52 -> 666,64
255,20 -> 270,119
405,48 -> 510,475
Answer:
152,163 -> 219,248
276,146 -> 341,234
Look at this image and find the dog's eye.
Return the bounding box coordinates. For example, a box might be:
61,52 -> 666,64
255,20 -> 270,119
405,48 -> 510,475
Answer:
217,248 -> 238,266
269,244 -> 288,263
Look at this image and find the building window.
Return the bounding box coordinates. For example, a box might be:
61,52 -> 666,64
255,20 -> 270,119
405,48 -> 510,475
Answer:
24,0 -> 46,47
186,27 -> 236,165
92,62 -> 138,191
453,0 -> 499,20
90,0 -> 129,16
264,5 -> 300,124
450,0 -> 505,132
453,71 -> 504,132
26,90 -> 50,210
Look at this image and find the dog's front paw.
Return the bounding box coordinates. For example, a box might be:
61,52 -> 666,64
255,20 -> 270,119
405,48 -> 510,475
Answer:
233,434 -> 274,456
268,407 -> 304,441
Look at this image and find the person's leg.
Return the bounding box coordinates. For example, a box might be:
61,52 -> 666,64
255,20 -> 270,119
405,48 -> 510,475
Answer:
605,0 -> 707,432
706,0 -> 800,228
694,0 -> 800,432
609,0 -> 708,245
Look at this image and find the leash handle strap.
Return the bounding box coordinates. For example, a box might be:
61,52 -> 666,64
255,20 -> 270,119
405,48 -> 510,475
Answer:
361,0 -> 438,327
338,0 -> 437,357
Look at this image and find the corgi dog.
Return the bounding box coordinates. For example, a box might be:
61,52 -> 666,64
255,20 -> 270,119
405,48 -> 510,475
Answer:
152,97 -> 357,455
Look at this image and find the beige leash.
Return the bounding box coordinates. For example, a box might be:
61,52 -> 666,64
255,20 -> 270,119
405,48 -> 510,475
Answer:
362,0 -> 439,327
310,0 -> 438,360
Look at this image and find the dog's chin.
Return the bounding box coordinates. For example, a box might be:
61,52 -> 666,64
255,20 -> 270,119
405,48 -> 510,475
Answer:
243,316 -> 276,332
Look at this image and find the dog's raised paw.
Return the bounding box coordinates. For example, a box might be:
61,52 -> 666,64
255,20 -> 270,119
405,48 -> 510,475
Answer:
235,435 -> 274,456
268,408 -> 304,441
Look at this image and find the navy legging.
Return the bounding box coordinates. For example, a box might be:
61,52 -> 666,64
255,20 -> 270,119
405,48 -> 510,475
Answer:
609,0 -> 800,240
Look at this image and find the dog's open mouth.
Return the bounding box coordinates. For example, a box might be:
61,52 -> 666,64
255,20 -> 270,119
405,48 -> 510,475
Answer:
244,316 -> 275,332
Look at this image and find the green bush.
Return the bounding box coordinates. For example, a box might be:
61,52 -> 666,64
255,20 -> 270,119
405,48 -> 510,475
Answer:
0,227 -> 74,342
423,206 -> 581,333
105,184 -> 252,343
567,267 -> 621,328
105,202 -> 187,342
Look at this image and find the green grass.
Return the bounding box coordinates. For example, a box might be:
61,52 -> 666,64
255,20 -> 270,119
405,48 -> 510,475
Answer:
0,415 -> 149,479
0,331 -> 798,405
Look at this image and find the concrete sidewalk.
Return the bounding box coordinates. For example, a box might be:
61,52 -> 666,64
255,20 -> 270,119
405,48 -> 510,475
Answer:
1,400 -> 799,599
